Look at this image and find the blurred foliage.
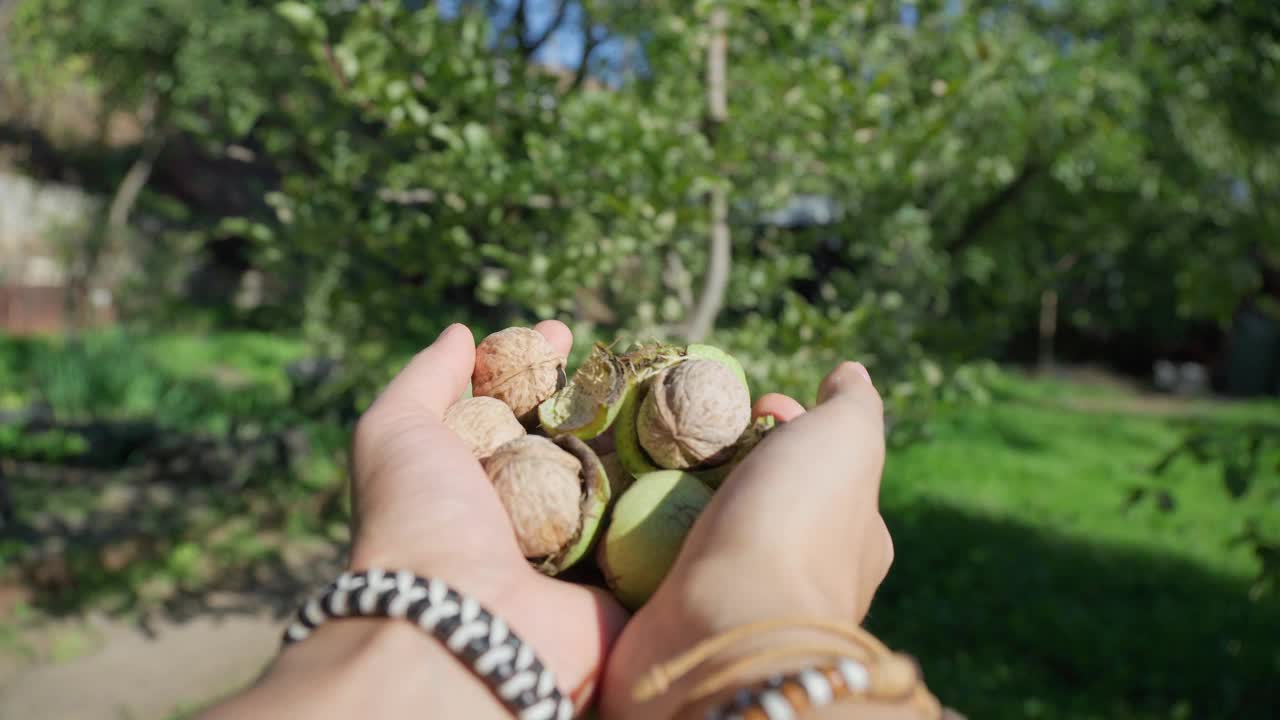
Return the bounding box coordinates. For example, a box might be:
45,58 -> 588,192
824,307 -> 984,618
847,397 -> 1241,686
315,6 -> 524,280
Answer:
11,331 -> 287,432
0,331 -> 349,613
9,0 -> 1280,394
1153,419 -> 1280,598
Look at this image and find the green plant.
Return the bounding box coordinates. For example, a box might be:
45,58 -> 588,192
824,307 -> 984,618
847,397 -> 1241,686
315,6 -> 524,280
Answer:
29,332 -> 160,421
1152,419 -> 1280,598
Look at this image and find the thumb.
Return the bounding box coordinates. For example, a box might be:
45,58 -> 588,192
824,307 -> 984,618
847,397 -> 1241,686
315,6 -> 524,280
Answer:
810,361 -> 885,440
374,323 -> 476,419
816,361 -> 885,424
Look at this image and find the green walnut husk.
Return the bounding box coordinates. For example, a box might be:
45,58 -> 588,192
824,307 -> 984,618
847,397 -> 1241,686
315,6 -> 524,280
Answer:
533,434 -> 612,576
684,343 -> 748,387
537,342 -> 684,440
597,470 -> 714,609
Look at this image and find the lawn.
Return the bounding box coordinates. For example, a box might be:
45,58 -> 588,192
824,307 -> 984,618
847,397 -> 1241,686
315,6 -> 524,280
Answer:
2,332 -> 1277,718
873,371 -> 1279,719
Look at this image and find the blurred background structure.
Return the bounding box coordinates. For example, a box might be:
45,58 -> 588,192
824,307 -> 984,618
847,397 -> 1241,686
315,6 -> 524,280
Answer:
0,1 -> 1277,717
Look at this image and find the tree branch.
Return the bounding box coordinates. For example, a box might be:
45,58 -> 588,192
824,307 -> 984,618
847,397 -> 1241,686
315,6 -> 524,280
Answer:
568,9 -> 602,93
513,0 -> 530,51
107,135 -> 164,232
520,0 -> 569,57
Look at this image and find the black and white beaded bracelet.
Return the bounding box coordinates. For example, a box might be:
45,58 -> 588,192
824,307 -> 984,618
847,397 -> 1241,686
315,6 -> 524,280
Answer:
282,569 -> 573,720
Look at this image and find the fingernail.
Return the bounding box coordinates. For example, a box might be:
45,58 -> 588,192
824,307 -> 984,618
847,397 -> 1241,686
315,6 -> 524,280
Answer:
435,323 -> 465,344
851,362 -> 873,386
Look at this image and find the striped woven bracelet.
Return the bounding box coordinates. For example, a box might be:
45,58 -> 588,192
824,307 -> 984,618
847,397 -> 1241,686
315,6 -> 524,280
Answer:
282,569 -> 573,720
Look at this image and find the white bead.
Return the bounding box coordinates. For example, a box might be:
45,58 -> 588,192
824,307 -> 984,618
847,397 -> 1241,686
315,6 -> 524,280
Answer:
759,690 -> 795,720
798,668 -> 833,705
837,658 -> 870,692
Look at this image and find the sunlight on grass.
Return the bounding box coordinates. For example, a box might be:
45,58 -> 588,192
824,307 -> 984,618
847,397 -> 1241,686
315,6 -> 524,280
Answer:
875,370 -> 1279,718
886,370 -> 1279,578
140,332 -> 308,391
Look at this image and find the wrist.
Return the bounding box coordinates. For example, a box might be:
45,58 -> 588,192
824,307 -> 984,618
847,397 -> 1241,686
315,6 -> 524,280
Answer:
347,540 -> 529,611
622,556 -> 855,720
665,554 -> 854,636
205,619 -> 507,719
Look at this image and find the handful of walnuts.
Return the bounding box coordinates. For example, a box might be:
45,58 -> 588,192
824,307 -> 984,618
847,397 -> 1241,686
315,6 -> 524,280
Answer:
444,326 -> 773,609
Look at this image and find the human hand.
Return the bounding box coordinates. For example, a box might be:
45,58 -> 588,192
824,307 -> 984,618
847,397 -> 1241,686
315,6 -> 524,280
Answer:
204,322 -> 626,720
345,321 -> 628,707
601,361 -> 895,719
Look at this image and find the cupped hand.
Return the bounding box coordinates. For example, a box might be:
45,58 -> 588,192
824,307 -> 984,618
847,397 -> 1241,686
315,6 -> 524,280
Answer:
348,320 -> 628,707
601,361 -> 895,720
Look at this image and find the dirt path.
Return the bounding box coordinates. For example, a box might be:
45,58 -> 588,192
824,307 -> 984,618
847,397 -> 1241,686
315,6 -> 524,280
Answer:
0,602 -> 283,720
0,543 -> 342,720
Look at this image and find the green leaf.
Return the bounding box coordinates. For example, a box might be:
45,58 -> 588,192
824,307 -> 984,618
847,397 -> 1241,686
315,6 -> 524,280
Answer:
1223,462 -> 1252,500
275,2 -> 325,39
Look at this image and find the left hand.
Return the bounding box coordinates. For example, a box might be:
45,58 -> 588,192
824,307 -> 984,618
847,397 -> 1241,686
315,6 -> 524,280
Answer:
348,320 -> 628,707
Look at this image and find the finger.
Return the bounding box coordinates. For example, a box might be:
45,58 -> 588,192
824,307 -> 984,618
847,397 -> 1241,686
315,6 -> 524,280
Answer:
813,361 -> 884,431
741,361 -> 885,497
375,323 -> 476,419
534,319 -> 574,360
817,361 -> 878,407
752,393 -> 806,422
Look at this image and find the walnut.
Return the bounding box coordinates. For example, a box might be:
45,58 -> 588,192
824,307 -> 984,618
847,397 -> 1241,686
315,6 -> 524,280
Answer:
443,396 -> 526,459
472,327 -> 565,422
636,359 -> 751,469
482,436 -> 583,558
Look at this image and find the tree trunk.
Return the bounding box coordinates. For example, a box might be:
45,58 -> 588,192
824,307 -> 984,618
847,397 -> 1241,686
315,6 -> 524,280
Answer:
686,5 -> 731,342
1038,288 -> 1058,373
67,135 -> 163,332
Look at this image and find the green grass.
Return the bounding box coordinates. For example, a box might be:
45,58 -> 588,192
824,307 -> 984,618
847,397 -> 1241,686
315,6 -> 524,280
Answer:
873,370 -> 1279,719
139,332 -> 308,392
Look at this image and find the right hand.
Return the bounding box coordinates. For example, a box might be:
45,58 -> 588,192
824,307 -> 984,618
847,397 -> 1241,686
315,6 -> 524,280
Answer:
602,361 -> 895,719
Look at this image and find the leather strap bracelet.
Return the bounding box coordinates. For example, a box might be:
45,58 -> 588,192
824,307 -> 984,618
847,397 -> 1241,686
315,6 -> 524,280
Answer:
703,656 -> 954,720
635,617 -> 954,720
282,569 -> 573,720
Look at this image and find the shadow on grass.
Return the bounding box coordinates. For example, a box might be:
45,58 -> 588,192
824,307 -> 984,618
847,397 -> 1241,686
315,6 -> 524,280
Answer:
871,502 -> 1279,719
0,457 -> 345,629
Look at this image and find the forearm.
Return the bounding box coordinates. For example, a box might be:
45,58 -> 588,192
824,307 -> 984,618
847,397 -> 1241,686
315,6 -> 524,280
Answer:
201,619 -> 507,720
